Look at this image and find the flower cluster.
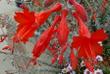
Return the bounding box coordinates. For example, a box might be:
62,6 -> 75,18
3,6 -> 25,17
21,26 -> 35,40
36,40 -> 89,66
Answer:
13,0 -> 108,72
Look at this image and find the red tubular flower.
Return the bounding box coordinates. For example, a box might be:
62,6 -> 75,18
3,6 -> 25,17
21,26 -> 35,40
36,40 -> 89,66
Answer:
58,55 -> 64,64
71,12 -> 108,71
58,44 -> 68,64
32,15 -> 61,61
68,0 -> 88,22
13,7 -> 36,43
57,9 -> 69,46
35,2 -> 62,25
73,12 -> 91,38
21,3 -> 62,42
70,50 -> 78,70
51,54 -> 58,64
13,3 -> 62,43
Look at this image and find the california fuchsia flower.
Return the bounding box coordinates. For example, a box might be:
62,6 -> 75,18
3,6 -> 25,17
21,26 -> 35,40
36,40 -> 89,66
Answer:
13,3 -> 62,43
68,0 -> 88,22
71,12 -> 108,71
32,15 -> 61,61
57,9 -> 69,46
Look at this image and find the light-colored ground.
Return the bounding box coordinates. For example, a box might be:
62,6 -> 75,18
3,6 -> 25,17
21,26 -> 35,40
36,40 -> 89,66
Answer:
0,0 -> 18,74
0,0 -> 17,14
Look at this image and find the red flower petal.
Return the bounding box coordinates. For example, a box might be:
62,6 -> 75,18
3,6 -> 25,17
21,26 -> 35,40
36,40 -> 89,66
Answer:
70,50 -> 78,69
57,9 -> 69,46
71,36 -> 81,49
58,55 -> 64,64
14,8 -> 35,25
85,60 -> 94,72
91,29 -> 108,42
68,0 -> 88,22
51,54 -> 58,64
91,42 -> 103,55
78,46 -> 88,58
13,7 -> 36,43
72,12 -> 90,38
